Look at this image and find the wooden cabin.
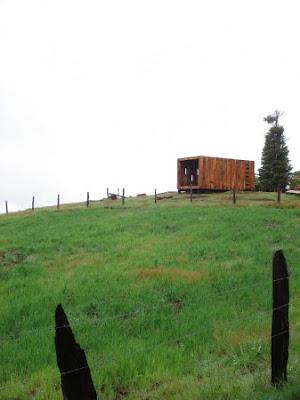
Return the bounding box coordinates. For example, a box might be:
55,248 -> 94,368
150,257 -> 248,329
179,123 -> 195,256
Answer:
177,156 -> 255,192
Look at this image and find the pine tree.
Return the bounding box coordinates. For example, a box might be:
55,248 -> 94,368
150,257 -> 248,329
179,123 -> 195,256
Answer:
259,111 -> 292,191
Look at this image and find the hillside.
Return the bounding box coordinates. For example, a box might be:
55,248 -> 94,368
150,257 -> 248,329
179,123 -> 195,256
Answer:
1,192 -> 300,399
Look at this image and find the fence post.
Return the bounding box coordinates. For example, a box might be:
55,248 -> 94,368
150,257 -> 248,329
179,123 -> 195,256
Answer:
32,196 -> 35,211
271,249 -> 289,386
5,200 -> 8,215
155,189 -> 157,204
57,194 -> 60,209
106,188 -> 109,198
55,304 -> 97,399
122,188 -> 125,206
233,188 -> 236,205
87,192 -> 90,208
190,184 -> 193,203
277,185 -> 281,204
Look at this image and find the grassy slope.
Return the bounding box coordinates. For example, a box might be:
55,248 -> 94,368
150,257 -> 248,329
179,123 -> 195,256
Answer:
0,192 -> 300,399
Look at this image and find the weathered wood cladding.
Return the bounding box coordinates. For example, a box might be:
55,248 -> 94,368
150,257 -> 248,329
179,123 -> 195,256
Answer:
177,156 -> 255,191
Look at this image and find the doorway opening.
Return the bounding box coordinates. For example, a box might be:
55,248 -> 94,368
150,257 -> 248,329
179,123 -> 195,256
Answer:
179,159 -> 199,186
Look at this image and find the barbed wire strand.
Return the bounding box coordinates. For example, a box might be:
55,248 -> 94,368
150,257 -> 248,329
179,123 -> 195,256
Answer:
0,323 -> 300,395
0,275 -> 297,343
96,303 -> 296,367
0,291 -> 295,344
104,323 -> 300,399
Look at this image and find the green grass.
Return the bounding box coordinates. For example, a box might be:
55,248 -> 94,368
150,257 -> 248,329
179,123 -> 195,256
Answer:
1,191 -> 300,399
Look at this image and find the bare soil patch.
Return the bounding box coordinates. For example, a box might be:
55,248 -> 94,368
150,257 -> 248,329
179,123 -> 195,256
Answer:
136,267 -> 203,281
0,249 -> 25,267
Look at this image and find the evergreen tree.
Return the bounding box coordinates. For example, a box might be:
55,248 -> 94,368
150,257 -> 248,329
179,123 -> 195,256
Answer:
259,111 -> 292,191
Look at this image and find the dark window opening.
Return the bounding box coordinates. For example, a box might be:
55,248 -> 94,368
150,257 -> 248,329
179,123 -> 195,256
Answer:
179,159 -> 199,186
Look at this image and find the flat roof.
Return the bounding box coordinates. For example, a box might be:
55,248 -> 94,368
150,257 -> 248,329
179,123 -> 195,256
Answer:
177,155 -> 254,162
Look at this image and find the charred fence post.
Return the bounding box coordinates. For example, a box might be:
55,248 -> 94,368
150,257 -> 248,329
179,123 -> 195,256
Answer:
271,250 -> 289,386
32,196 -> 35,211
122,188 -> 125,206
55,304 -> 97,399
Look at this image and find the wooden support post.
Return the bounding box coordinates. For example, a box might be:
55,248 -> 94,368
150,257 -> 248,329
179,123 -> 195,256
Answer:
32,196 -> 35,211
106,188 -> 109,198
277,185 -> 281,204
122,188 -> 125,206
87,192 -> 90,208
271,250 -> 289,386
55,304 -> 97,399
155,189 -> 157,204
5,200 -> 8,215
233,188 -> 236,205
57,194 -> 60,209
190,184 -> 193,203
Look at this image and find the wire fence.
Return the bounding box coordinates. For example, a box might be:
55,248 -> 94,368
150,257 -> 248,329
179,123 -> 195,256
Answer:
0,275 -> 294,343
0,294 -> 300,382
0,320 -> 300,399
2,187 -> 296,216
0,254 -> 296,397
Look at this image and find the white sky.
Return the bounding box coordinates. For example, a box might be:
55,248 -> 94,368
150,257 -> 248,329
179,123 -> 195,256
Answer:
1,0 -> 300,212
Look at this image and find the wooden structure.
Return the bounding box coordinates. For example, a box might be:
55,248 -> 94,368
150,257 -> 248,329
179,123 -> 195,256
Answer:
177,156 -> 255,192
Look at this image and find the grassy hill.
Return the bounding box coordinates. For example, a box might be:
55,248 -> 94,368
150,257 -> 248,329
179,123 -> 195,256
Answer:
1,191 -> 300,399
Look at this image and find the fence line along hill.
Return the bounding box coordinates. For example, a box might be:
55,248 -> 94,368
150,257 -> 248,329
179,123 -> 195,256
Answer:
0,191 -> 300,399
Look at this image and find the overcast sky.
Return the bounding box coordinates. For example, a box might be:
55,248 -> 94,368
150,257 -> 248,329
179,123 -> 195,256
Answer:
1,0 -> 299,212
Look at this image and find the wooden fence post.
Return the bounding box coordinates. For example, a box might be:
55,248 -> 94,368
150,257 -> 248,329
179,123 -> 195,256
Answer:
32,196 -> 35,211
5,200 -> 8,215
155,189 -> 157,204
277,186 -> 281,204
55,304 -> 97,399
271,249 -> 289,386
233,188 -> 236,205
106,188 -> 109,198
190,184 -> 193,203
87,192 -> 90,208
122,188 -> 125,206
57,194 -> 60,209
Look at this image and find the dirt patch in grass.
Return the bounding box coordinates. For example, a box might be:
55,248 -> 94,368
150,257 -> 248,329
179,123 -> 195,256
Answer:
114,387 -> 129,399
174,236 -> 194,244
140,238 -> 159,250
240,362 -> 260,375
212,326 -> 269,347
0,249 -> 25,267
47,253 -> 105,272
136,267 -> 203,281
176,255 -> 189,264
169,297 -> 184,313
228,326 -> 269,347
65,253 -> 104,269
